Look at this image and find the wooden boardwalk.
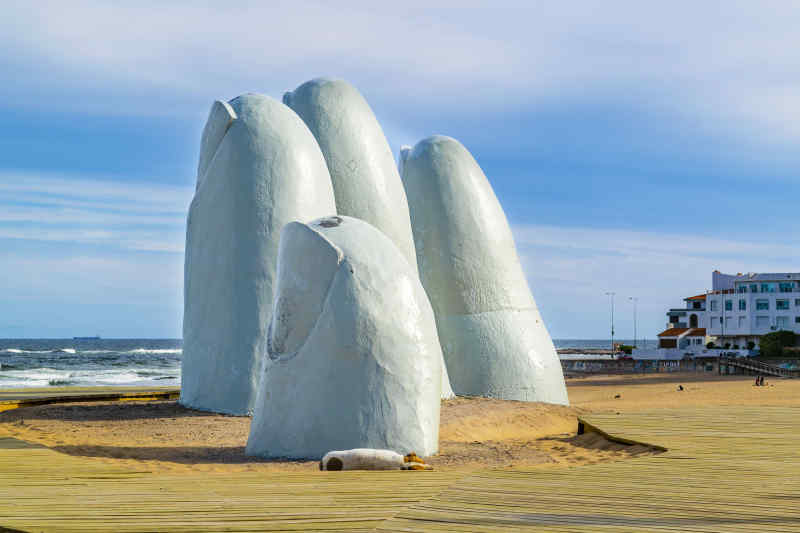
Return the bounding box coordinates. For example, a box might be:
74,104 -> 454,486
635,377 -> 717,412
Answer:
1,396 -> 799,531
381,406 -> 800,532
0,387 -> 179,412
719,356 -> 799,378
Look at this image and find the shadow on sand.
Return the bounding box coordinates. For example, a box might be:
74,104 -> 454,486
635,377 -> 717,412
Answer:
50,444 -> 311,465
0,400 -> 229,422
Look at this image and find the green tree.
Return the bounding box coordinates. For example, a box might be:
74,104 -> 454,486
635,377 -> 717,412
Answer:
759,330 -> 797,358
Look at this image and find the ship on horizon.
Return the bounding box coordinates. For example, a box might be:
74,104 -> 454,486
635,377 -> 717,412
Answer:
73,335 -> 101,340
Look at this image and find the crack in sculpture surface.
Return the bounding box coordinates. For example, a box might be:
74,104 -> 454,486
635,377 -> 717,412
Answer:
181,93 -> 337,415
246,216 -> 442,459
400,135 -> 569,405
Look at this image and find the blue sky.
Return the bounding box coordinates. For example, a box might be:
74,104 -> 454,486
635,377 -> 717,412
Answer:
1,1 -> 799,339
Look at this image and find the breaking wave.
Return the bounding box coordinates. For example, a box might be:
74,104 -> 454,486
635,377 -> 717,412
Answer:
0,339 -> 182,388
127,349 -> 182,355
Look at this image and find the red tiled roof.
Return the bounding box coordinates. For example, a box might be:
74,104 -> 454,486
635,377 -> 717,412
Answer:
658,327 -> 707,338
685,294 -> 707,301
658,328 -> 689,337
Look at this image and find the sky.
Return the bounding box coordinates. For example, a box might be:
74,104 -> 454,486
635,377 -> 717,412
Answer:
1,1 -> 799,339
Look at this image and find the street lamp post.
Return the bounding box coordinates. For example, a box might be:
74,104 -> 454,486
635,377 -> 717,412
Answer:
605,292 -> 616,352
629,297 -> 638,348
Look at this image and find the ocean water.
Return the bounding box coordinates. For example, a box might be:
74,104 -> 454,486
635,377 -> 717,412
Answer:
0,338 -> 655,389
0,339 -> 181,388
553,339 -> 654,350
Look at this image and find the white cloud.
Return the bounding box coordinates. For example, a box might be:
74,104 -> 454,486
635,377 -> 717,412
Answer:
513,225 -> 797,264
0,205 -> 182,226
0,170 -> 188,336
512,223 -> 800,339
3,165 -> 797,339
2,1 -> 800,146
0,252 -> 182,303
0,171 -> 192,212
2,3 -> 800,337
0,250 -> 184,337
0,171 -> 190,253
0,227 -> 184,253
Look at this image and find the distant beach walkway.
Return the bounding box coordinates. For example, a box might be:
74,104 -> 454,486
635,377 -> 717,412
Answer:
1,385 -> 799,531
0,386 -> 179,412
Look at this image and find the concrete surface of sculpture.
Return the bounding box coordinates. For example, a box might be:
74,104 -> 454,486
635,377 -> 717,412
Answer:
283,78 -> 418,268
284,78 -> 455,399
246,215 -> 441,459
181,94 -> 337,415
399,136 -> 569,405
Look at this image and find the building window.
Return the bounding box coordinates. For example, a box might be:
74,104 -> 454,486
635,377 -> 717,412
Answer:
795,299 -> 800,306
750,284 -> 759,293
725,316 -> 733,328
738,299 -> 746,310
737,285 -> 747,293
692,301 -> 702,309
710,300 -> 718,311
777,299 -> 790,310
795,317 -> 800,324
756,316 -> 770,328
761,283 -> 776,293
738,316 -> 746,328
780,282 -> 795,293
725,299 -> 732,311
711,316 -> 718,328
776,316 -> 789,329
756,299 -> 769,310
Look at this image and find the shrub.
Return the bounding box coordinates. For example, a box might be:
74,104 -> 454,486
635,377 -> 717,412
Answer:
723,342 -> 731,349
747,341 -> 756,350
759,330 -> 797,358
733,344 -> 739,349
706,341 -> 715,349
618,344 -> 634,354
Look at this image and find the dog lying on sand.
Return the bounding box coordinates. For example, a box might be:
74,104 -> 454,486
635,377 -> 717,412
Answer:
320,449 -> 432,471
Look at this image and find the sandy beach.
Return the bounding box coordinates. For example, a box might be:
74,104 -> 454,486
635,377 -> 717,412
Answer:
1,373 -> 795,474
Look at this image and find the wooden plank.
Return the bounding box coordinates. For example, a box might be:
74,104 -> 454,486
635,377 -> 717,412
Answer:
379,406 -> 800,532
0,388 -> 180,412
2,388 -> 800,531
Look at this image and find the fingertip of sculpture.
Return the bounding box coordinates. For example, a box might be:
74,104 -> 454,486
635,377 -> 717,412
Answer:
196,100 -> 237,191
181,92 -> 337,416
284,77 -> 420,272
400,135 -> 569,406
246,216 -> 442,459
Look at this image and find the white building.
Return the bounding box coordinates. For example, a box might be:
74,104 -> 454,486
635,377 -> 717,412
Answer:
666,294 -> 707,330
705,271 -> 800,348
660,270 -> 800,351
657,327 -> 707,351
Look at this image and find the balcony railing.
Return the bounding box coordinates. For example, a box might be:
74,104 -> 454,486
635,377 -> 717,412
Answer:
667,322 -> 688,329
